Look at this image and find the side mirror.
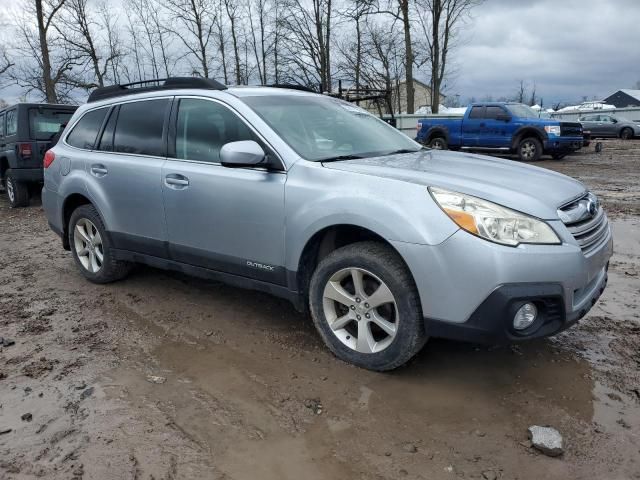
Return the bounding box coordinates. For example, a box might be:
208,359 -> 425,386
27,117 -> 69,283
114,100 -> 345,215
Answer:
611,118 -> 617,124
220,140 -> 266,167
496,113 -> 511,122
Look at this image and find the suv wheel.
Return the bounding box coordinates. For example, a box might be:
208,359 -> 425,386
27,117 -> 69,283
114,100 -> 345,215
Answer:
5,170 -> 30,208
69,204 -> 132,283
518,137 -> 542,162
620,128 -> 633,140
309,241 -> 426,371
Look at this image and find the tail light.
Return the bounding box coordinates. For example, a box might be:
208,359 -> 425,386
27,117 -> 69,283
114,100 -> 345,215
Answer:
19,143 -> 33,158
43,150 -> 56,168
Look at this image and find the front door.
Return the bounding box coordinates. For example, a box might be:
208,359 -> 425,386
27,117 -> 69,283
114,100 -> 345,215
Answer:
161,97 -> 287,285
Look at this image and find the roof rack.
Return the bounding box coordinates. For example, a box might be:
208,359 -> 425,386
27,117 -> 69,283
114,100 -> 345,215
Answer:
87,77 -> 227,103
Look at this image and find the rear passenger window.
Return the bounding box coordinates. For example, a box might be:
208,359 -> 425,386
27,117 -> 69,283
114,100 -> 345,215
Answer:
468,107 -> 484,119
66,108 -> 108,149
6,109 -> 17,136
174,98 -> 256,163
114,99 -> 169,156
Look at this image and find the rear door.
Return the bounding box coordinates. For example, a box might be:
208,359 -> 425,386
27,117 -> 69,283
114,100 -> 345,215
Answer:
480,105 -> 511,148
462,106 -> 484,146
161,97 -> 287,285
84,98 -> 170,257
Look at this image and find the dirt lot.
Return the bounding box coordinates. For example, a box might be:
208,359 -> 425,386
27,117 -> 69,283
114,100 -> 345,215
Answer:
1,139 -> 639,480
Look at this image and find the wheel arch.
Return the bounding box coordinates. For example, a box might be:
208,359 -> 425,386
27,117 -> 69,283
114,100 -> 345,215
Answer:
293,224 -> 417,313
426,127 -> 450,144
619,126 -> 634,138
511,127 -> 546,150
61,193 -> 94,250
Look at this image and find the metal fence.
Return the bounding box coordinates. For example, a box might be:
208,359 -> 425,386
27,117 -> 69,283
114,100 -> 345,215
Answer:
387,107 -> 640,138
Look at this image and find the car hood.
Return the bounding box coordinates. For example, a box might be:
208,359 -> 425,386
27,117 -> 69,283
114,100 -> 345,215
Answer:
322,149 -> 587,219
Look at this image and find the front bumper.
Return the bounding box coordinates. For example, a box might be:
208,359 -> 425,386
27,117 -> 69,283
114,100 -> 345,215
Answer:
544,137 -> 583,153
392,222 -> 613,344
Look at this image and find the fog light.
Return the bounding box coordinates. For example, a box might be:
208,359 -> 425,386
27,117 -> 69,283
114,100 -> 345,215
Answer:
513,302 -> 538,330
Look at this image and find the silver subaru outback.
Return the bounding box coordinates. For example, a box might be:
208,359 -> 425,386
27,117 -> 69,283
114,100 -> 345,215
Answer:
42,78 -> 612,371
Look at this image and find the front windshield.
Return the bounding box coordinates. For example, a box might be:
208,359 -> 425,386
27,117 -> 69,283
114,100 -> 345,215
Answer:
506,104 -> 539,119
241,95 -> 421,161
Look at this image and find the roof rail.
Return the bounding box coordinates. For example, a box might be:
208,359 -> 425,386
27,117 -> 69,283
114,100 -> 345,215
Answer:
87,77 -> 227,103
267,83 -> 318,93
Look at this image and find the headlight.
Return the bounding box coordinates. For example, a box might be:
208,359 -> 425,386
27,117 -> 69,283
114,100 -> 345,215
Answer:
544,125 -> 561,136
430,187 -> 561,246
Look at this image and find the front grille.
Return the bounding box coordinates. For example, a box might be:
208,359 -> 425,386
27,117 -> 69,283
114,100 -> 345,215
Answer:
560,122 -> 583,137
559,193 -> 609,254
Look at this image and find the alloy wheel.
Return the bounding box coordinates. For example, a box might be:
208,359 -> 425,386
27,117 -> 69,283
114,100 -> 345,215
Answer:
73,218 -> 104,273
6,179 -> 15,203
521,140 -> 536,160
322,267 -> 398,354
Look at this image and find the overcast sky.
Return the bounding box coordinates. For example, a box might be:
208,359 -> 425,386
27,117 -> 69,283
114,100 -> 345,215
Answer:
450,0 -> 640,105
1,0 -> 639,106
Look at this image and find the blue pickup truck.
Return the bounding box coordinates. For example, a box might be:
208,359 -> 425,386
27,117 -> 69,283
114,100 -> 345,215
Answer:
416,103 -> 584,161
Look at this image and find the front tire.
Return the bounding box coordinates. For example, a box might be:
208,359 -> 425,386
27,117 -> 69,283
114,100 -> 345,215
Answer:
5,170 -> 30,208
620,128 -> 633,140
309,242 -> 426,371
518,137 -> 542,162
69,204 -> 132,284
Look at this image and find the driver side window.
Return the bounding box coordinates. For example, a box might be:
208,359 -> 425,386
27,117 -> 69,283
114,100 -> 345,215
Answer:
175,98 -> 257,163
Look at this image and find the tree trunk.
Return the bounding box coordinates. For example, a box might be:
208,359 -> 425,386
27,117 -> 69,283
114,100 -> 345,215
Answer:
400,0 -> 413,113
430,0 -> 442,114
36,0 -> 58,102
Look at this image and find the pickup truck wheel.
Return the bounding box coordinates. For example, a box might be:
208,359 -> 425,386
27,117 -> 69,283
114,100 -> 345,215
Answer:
620,128 -> 633,140
309,241 -> 426,371
69,204 -> 132,284
518,137 -> 542,162
428,137 -> 447,150
5,170 -> 30,208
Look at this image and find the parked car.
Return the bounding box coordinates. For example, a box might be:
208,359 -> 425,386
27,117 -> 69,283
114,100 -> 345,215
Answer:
0,103 -> 77,207
578,114 -> 639,140
42,78 -> 612,371
416,103 -> 584,161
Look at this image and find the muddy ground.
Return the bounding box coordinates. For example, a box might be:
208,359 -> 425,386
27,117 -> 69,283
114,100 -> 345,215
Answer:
1,139 -> 639,480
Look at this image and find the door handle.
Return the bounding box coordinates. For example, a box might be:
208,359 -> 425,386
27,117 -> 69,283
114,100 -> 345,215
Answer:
91,164 -> 108,177
165,174 -> 189,189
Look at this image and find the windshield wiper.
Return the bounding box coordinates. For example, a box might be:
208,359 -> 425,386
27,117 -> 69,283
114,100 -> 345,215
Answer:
382,148 -> 424,156
319,154 -> 367,163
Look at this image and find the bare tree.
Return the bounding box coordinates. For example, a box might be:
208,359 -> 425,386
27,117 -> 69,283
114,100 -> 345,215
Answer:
515,79 -> 526,103
56,0 -> 122,89
337,0 -> 374,94
417,0 -> 481,113
164,0 -> 217,78
529,81 -> 537,106
0,47 -> 14,77
10,0 -> 86,102
223,0 -> 242,84
279,0 -> 334,91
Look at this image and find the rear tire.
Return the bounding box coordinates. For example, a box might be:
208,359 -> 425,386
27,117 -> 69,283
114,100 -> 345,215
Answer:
309,241 -> 427,371
620,128 -> 633,140
5,170 -> 30,208
69,204 -> 132,284
428,136 -> 448,150
518,137 -> 542,162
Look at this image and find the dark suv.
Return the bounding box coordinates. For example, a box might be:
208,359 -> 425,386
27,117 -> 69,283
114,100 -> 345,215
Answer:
0,103 -> 77,207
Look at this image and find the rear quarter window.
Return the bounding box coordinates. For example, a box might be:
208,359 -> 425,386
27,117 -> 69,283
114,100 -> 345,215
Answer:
66,108 -> 109,150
